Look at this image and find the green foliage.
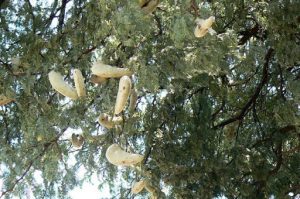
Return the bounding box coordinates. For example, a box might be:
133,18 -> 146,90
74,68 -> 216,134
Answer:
0,0 -> 299,198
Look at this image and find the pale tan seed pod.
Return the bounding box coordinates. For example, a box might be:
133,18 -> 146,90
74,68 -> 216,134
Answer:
0,95 -> 13,106
145,183 -> 158,199
139,0 -> 160,14
129,88 -> 138,112
98,113 -> 123,129
131,180 -> 146,194
98,113 -> 115,129
114,76 -> 132,115
112,116 -> 123,124
48,71 -> 78,100
105,144 -> 144,166
91,61 -> 133,78
73,69 -> 86,97
71,133 -> 84,148
90,74 -> 107,84
194,16 -> 216,38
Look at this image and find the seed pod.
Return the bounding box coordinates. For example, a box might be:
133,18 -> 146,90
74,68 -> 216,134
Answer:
194,16 -> 216,38
145,183 -> 158,199
139,0 -> 160,14
129,88 -> 138,112
98,113 -> 115,129
98,113 -> 123,129
105,144 -> 144,166
91,61 -> 133,78
0,95 -> 13,106
90,74 -> 107,84
73,69 -> 86,97
71,133 -> 84,148
114,76 -> 132,115
48,71 -> 78,100
132,180 -> 146,194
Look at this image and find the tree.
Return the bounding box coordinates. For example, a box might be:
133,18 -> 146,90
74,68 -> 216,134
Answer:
0,0 -> 299,198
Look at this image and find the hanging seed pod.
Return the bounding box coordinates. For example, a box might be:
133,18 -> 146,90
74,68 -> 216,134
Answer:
73,69 -> 86,97
139,0 -> 160,14
132,180 -> 146,194
129,88 -> 138,112
48,71 -> 78,100
145,183 -> 158,199
0,95 -> 13,106
105,144 -> 144,166
98,113 -> 123,129
91,61 -> 133,78
71,133 -> 84,148
114,76 -> 132,115
194,16 -> 216,38
98,113 -> 115,129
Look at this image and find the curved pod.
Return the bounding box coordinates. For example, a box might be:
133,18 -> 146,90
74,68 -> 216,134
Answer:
71,133 -> 84,148
145,183 -> 158,199
0,95 -> 13,106
73,69 -> 86,97
132,180 -> 146,194
48,71 -> 78,100
114,76 -> 132,115
194,16 -> 216,38
106,144 -> 143,166
139,0 -> 160,14
91,61 -> 133,78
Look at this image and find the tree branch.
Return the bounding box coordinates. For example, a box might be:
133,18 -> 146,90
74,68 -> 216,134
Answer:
0,129 -> 65,198
58,0 -> 68,32
0,143 -> 52,198
214,48 -> 274,128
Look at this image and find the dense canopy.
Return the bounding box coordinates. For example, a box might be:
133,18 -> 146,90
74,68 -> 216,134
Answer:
0,0 -> 299,198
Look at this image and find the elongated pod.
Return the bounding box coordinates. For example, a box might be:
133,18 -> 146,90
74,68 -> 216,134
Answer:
132,180 -> 146,194
129,88 -> 138,112
91,61 -> 133,78
0,95 -> 13,106
114,76 -> 132,115
139,0 -> 160,14
145,183 -> 158,199
48,71 -> 78,100
73,69 -> 86,97
194,16 -> 215,38
106,144 -> 143,166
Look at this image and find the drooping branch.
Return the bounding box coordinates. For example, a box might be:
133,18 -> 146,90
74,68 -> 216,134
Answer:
0,143 -> 51,198
58,0 -> 68,32
189,0 -> 199,17
214,48 -> 274,128
24,0 -> 35,31
0,128 -> 67,198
